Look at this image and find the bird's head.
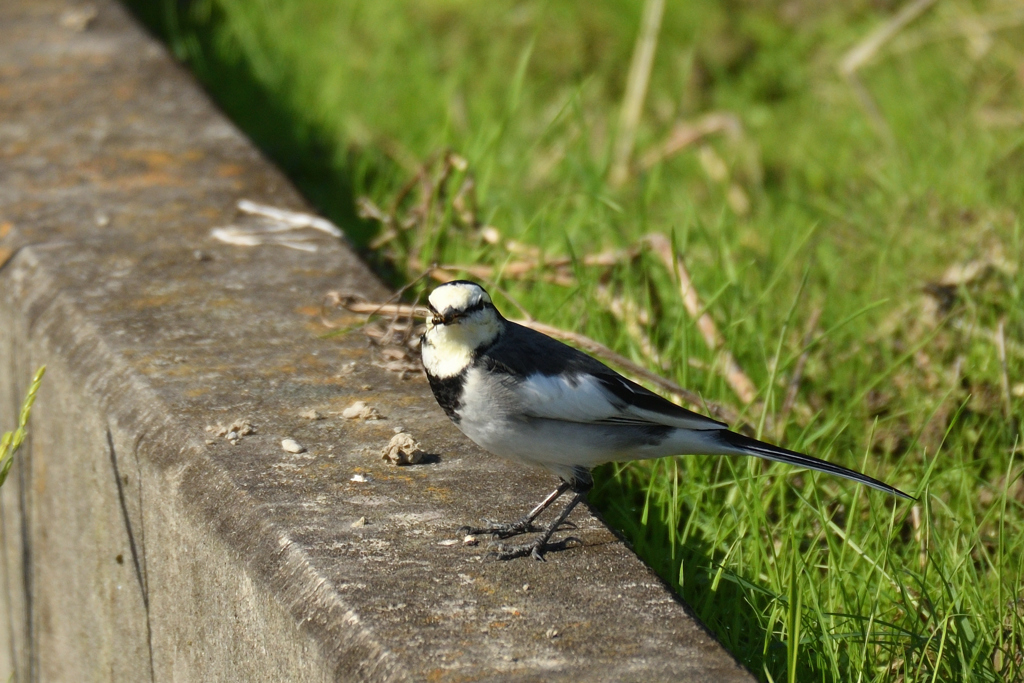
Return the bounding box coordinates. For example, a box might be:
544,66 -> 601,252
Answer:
421,281 -> 504,378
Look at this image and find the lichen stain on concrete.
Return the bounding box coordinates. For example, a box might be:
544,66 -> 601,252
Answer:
128,294 -> 174,309
112,82 -> 136,101
423,486 -> 453,503
205,297 -> 244,309
216,163 -> 245,178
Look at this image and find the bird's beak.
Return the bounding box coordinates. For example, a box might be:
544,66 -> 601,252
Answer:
435,311 -> 461,326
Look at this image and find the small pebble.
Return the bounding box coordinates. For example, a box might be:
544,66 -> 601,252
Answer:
380,432 -> 425,466
60,6 -> 98,31
234,420 -> 256,436
462,535 -> 478,546
205,419 -> 256,440
546,628 -> 560,639
351,517 -> 367,528
350,474 -> 368,483
281,438 -> 306,454
300,409 -> 323,420
438,539 -> 459,547
342,400 -> 382,420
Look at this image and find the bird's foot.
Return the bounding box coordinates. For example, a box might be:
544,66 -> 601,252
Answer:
458,516 -> 540,539
488,536 -> 582,562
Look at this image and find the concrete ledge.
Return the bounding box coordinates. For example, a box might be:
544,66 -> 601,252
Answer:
0,1 -> 755,681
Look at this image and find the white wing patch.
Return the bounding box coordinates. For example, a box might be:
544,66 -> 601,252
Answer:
517,372 -> 723,431
518,373 -> 622,423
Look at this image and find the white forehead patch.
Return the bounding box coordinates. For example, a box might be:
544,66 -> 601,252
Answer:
428,282 -> 491,313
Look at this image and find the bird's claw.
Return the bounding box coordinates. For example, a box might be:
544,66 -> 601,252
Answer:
486,536 -> 583,562
458,517 -> 539,539
487,539 -> 546,561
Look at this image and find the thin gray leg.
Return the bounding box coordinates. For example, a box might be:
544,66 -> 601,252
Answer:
493,491 -> 586,561
458,482 -> 571,539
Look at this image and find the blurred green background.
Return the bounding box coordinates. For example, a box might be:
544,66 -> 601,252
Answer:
126,1 -> 1023,680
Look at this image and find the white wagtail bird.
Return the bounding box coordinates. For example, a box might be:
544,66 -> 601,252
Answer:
421,280 -> 912,561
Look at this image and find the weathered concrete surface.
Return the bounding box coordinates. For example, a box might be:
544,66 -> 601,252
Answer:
0,0 -> 757,681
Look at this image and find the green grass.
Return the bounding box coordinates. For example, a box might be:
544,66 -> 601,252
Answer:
126,0 -> 1024,679
0,366 -> 45,488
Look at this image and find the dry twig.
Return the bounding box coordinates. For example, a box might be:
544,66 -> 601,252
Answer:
609,0 -> 665,187
431,242 -> 642,289
639,112 -> 742,171
839,0 -> 938,75
839,0 -> 938,140
594,284 -> 665,369
645,233 -> 759,406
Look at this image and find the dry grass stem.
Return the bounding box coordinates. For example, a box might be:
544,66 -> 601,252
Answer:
328,298 -> 431,321
839,0 -> 938,75
609,0 -> 665,187
839,0 -> 938,139
953,319 -> 1024,360
594,285 -> 665,369
433,264 -> 576,287
639,112 -> 742,171
646,233 -> 759,405
358,150 -> 480,261
433,243 -> 641,289
997,319 -> 1013,419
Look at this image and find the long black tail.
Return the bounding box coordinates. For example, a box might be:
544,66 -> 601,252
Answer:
718,430 -> 914,500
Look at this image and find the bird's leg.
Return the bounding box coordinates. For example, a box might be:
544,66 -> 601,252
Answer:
459,482 -> 571,539
492,481 -> 590,561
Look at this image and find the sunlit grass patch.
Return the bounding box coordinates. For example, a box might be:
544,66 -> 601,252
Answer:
126,0 -> 1024,679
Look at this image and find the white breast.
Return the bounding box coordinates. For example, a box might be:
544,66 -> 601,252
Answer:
421,332 -> 475,379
